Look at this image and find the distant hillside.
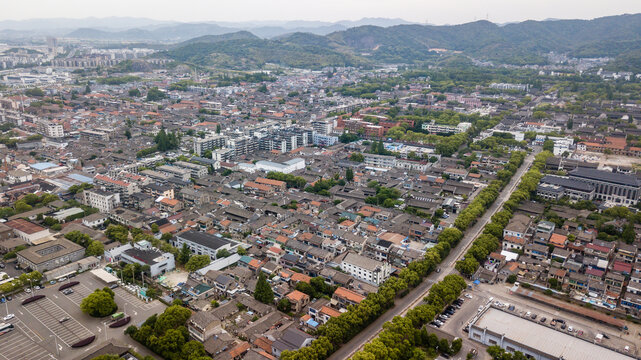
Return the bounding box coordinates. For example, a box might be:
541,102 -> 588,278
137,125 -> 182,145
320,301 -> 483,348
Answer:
171,31 -> 259,48
67,23 -> 240,42
118,13 -> 641,71
160,38 -> 370,70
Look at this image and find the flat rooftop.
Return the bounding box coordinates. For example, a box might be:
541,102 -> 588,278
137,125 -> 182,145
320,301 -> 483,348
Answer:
472,308 -> 633,360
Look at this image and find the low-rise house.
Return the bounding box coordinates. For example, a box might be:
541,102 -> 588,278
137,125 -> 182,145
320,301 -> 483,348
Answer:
503,214 -> 532,239
502,235 -> 526,252
286,290 -> 310,313
188,311 -> 221,342
524,243 -> 549,260
271,327 -> 314,358
331,286 -> 365,309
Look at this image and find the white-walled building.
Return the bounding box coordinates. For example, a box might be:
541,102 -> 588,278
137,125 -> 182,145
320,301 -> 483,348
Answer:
340,252 -> 391,286
119,240 -> 175,277
255,158 -> 305,174
82,188 -> 121,213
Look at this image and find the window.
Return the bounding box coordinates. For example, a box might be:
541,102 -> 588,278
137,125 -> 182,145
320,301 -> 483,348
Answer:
488,339 -> 497,345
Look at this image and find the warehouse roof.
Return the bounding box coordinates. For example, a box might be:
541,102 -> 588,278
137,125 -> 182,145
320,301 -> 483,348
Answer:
472,308 -> 632,360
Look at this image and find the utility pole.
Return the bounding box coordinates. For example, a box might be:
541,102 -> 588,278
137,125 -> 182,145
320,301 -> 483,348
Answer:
3,296 -> 8,315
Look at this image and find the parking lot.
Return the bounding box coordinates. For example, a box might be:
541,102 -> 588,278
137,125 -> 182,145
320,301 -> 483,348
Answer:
0,270 -> 166,360
23,297 -> 94,346
62,283 -> 94,306
0,318 -> 55,360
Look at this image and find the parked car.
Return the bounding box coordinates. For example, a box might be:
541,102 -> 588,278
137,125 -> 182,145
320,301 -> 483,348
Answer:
109,284 -> 119,289
0,263 -> 5,268
25,288 -> 31,293
59,317 -> 70,323
34,286 -> 41,290
568,326 -> 574,332
3,314 -> 14,321
531,313 -> 537,320
539,317 -> 546,323
63,289 -> 74,295
525,311 -> 531,317
602,334 -> 610,339
49,280 -> 56,285
561,323 -> 567,330
6,295 -> 11,301
507,305 -> 515,311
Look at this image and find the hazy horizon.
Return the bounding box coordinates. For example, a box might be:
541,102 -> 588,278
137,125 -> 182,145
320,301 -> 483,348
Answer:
3,0 -> 641,26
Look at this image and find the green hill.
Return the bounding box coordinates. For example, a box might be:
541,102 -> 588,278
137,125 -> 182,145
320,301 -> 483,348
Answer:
159,13 -> 641,70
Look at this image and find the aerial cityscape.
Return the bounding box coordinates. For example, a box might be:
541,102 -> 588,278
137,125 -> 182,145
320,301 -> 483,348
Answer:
2,2 -> 641,360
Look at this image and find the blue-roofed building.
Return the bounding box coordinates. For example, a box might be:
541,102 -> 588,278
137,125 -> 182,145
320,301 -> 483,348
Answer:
68,173 -> 94,184
30,162 -> 58,171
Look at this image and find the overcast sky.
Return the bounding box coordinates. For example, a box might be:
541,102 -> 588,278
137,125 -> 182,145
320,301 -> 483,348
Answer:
3,0 -> 641,24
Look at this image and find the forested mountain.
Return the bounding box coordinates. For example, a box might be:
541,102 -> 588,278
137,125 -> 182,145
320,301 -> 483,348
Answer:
157,13 -> 641,70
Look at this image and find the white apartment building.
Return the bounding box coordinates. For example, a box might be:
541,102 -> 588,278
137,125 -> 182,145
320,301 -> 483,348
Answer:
82,189 -> 121,213
340,252 -> 392,286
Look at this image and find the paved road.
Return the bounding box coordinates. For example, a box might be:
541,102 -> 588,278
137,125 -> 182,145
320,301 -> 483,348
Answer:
328,151 -> 537,360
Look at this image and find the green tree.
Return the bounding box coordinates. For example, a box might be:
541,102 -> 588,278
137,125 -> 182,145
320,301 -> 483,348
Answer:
177,243 -> 191,264
85,241 -> 104,257
151,223 -> 159,233
349,152 -> 364,162
345,168 -> 354,182
185,255 -> 211,272
216,248 -> 231,258
254,272 -> 274,304
277,298 -> 291,312
506,274 -> 517,284
146,87 -> 166,102
124,129 -> 132,139
237,246 -> 247,256
81,288 -> 118,317
128,88 -> 141,97
542,138 -> 554,152
105,225 -> 129,243
14,201 -> 32,213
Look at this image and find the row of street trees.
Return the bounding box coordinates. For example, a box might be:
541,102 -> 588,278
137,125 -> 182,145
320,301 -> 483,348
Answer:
453,151 -> 526,231
456,151 -> 553,276
349,275 -> 467,360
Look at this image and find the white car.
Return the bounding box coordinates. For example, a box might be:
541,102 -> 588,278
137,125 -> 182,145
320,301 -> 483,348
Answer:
465,294 -> 473,299
25,288 -> 31,293
568,326 -> 574,332
3,314 -> 14,321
